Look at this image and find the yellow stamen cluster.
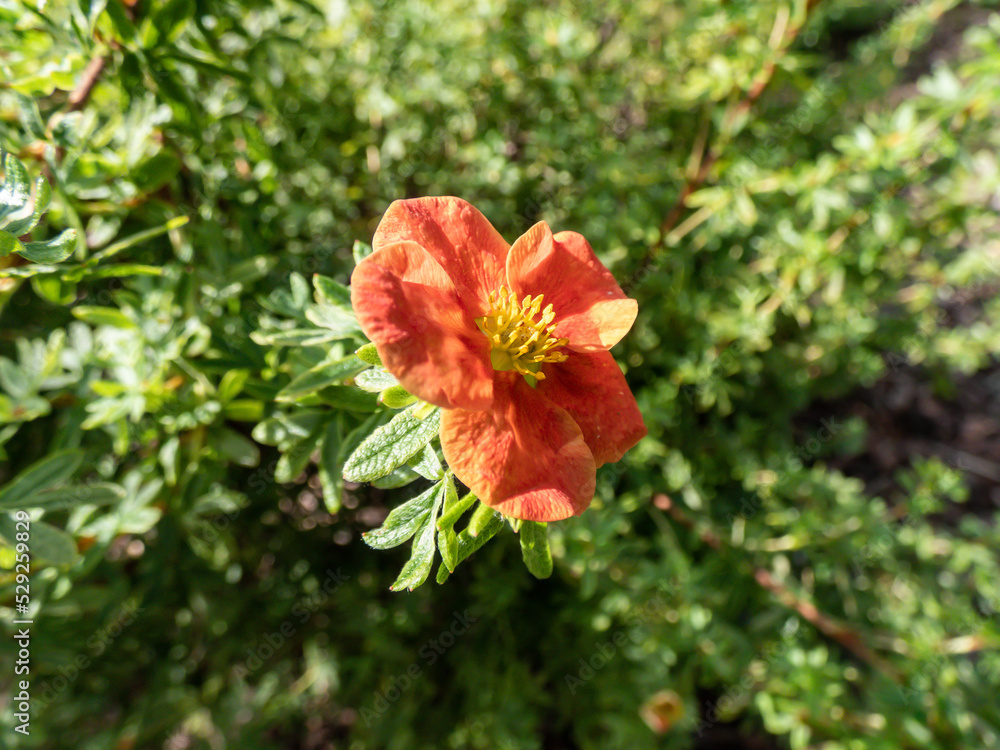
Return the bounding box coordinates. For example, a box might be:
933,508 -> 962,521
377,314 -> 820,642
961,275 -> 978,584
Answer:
475,286 -> 569,382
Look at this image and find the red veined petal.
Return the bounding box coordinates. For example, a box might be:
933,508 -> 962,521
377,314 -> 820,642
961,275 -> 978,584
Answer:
536,351 -> 646,467
373,197 -> 509,314
440,373 -> 596,522
507,222 -> 638,352
351,240 -> 493,411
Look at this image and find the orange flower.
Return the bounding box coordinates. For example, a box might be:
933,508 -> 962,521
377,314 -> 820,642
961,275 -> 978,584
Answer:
351,197 -> 646,522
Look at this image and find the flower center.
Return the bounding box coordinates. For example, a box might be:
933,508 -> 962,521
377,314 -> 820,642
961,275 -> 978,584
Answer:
475,286 -> 569,385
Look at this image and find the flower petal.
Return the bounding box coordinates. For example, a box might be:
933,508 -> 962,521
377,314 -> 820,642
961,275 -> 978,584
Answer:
351,240 -> 493,411
507,222 -> 638,352
536,351 -> 646,467
373,197 -> 509,313
440,373 -> 596,522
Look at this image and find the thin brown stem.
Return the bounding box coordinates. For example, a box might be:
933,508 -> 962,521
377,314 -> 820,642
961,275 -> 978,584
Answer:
653,493 -> 904,682
68,55 -> 107,112
629,0 -> 828,287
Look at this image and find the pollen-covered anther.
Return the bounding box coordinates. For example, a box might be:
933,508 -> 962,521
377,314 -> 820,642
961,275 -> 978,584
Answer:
475,286 -> 569,380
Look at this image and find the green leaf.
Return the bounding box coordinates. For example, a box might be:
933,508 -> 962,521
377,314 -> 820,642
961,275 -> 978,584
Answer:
11,484 -> 125,513
276,356 -> 367,402
353,240 -> 374,265
214,428 -> 260,468
437,475 -> 459,571
313,274 -> 352,309
355,343 -> 382,367
438,524 -> 458,572
217,370 -> 249,403
0,515 -> 77,566
318,419 -> 342,513
0,152 -> 30,225
250,327 -> 344,347
31,275 -> 76,305
390,482 -> 446,592
71,306 -> 137,329
519,521 -> 553,579
0,231 -> 25,258
380,385 -> 417,409
305,302 -> 360,335
468,502 -> 500,537
436,511 -> 505,584
371,464 -> 421,489
132,151 -> 181,193
0,450 -> 83,510
317,385 -> 379,412
3,175 -> 50,237
87,216 -> 188,265
19,229 -> 77,263
437,491 -> 478,531
354,368 -> 398,393
86,264 -> 164,280
407,444 -> 443,481
275,427 -> 324,483
363,480 -> 442,550
342,404 -> 441,483
252,410 -> 327,447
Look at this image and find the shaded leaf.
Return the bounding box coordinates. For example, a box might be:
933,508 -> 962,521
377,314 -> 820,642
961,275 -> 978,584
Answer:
342,404 -> 441,483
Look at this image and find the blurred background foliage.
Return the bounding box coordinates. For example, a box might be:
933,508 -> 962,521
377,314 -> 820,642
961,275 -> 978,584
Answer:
2,0 -> 1000,748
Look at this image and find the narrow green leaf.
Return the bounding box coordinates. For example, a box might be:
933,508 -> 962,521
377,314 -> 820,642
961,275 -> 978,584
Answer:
0,262 -> 60,278
317,385 -> 379,412
318,418 -> 342,513
13,484 -> 125,512
363,480 -> 442,550
89,216 -> 188,263
468,502 -> 499,537
390,483 -> 445,591
71,305 -> 137,329
342,404 -> 441,483
0,450 -> 83,510
19,229 -> 77,263
371,464 -> 421,489
439,525 -> 458,572
0,515 -> 77,566
437,490 -> 478,531
519,521 -> 553,579
86,264 -> 163,280
276,356 -> 367,402
250,327 -> 342,347
436,512 -> 505,584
